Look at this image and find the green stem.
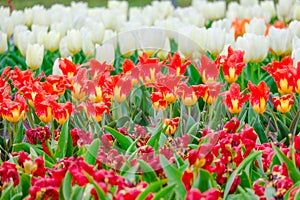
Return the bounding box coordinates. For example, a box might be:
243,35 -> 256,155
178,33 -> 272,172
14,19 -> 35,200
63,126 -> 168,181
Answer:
169,103 -> 173,118
8,123 -> 12,151
241,68 -> 245,90
188,106 -> 191,117
257,62 -> 260,83
283,114 -> 286,126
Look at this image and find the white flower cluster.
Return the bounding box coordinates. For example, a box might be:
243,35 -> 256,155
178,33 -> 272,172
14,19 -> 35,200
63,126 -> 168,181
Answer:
0,0 -> 300,69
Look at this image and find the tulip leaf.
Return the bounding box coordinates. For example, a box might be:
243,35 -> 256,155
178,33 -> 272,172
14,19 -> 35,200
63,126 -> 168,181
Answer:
55,120 -> 70,159
224,151 -> 262,199
104,126 -> 133,151
1,182 -> 15,200
159,155 -> 186,199
272,145 -> 300,183
284,180 -> 300,200
84,139 -> 100,165
123,164 -> 139,183
70,186 -> 84,200
138,160 -> 158,183
153,183 -> 176,200
192,168 -> 215,192
290,111 -> 300,136
84,172 -> 106,200
20,173 -> 30,198
147,121 -> 163,147
62,171 -> 72,200
136,179 -> 167,200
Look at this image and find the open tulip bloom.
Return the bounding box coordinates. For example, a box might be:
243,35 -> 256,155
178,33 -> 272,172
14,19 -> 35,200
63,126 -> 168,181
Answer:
1,1 -> 300,200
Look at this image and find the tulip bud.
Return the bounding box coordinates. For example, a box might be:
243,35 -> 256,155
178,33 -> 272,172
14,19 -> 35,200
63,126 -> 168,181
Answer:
0,32 -> 8,54
26,43 -> 44,70
66,29 -> 82,55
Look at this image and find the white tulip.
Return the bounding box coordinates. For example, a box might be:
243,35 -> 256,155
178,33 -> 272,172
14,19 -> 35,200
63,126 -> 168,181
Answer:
293,2 -> 300,20
0,32 -> 8,54
59,36 -> 73,58
95,43 -> 115,64
212,19 -> 231,32
32,6 -> 49,26
157,37 -> 170,60
15,30 -> 34,57
204,27 -> 226,57
276,0 -> 294,22
118,31 -> 137,57
240,0 -> 259,6
268,27 -> 292,55
26,44 -> 44,70
11,10 -> 25,27
202,2 -> 226,21
0,17 -> 14,37
31,25 -> 48,45
51,22 -> 68,37
108,0 -> 128,15
24,8 -> 33,27
152,1 -> 173,19
80,27 -> 94,57
66,29 -> 82,55
236,33 -> 269,63
260,1 -> 276,18
245,18 -> 266,35
44,30 -> 61,52
289,20 -> 300,38
0,6 -> 10,18
292,48 -> 300,67
292,36 -> 300,50
102,30 -> 117,48
133,27 -> 166,57
84,19 -> 104,44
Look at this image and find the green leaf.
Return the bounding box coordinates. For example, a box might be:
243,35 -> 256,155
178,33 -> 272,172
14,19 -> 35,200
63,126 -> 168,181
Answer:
153,183 -> 176,200
147,121 -> 163,147
84,139 -> 100,165
273,145 -> 300,183
160,155 -> 186,199
138,160 -> 158,183
237,187 -> 259,200
136,179 -> 167,200
290,111 -> 300,136
224,151 -> 262,199
1,182 -> 15,200
125,137 -> 139,155
55,120 -> 70,159
84,172 -> 106,200
14,121 -> 24,143
253,115 -> 267,143
186,122 -> 199,141
123,164 -> 139,183
70,186 -> 84,200
20,173 -> 30,198
192,168 -> 215,192
62,172 -> 72,200
284,180 -> 300,200
239,170 -> 251,188
104,126 -> 133,151
11,193 -> 22,200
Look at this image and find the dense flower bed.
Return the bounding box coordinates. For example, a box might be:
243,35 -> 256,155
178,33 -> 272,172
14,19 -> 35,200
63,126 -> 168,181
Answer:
1,0 -> 300,199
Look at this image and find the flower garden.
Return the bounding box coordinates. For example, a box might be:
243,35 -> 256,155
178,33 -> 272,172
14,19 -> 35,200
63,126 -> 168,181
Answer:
1,0 -> 300,199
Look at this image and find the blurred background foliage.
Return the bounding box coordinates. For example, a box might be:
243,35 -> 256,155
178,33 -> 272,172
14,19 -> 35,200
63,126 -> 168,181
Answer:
0,0 -> 279,10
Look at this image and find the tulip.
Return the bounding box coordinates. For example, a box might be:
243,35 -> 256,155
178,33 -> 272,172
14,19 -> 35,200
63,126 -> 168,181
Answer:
157,37 -> 170,60
102,29 -> 117,48
240,0 -> 258,7
80,27 -> 94,57
66,29 -> 82,55
236,33 -> 269,63
203,27 -> 226,57
225,83 -> 249,114
201,1 -> 226,21
272,94 -> 294,113
245,18 -> 266,35
292,48 -> 300,67
248,81 -> 270,114
0,17 -> 14,37
32,5 -> 49,26
0,32 -> 8,54
268,27 -> 292,56
108,0 -> 128,14
95,43 -> 115,65
260,1 -> 276,19
118,31 -> 137,57
26,43 -> 44,70
59,36 -> 73,58
24,8 -> 33,27
0,7 -> 9,18
289,20 -> 300,38
31,25 -> 48,44
44,30 -> 61,52
51,22 -> 68,37
276,0 -> 294,22
293,2 -> 300,20
84,19 -> 105,44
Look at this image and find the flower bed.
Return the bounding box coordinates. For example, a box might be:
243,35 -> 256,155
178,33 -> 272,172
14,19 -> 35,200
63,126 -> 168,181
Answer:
0,0 -> 300,199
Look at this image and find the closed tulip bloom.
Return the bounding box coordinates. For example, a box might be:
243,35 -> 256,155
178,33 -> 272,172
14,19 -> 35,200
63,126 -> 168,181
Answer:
292,48 -> 300,67
245,18 -> 266,35
204,27 -> 226,57
32,6 -> 49,26
276,0 -> 294,22
95,43 -> 115,65
0,17 -> 14,37
15,30 -> 35,57
44,30 -> 61,52
260,1 -> 276,19
31,25 -> 48,43
240,0 -> 258,7
118,31 -> 137,57
293,3 -> 300,20
0,32 -> 8,54
59,36 -> 73,58
26,44 -> 44,70
289,21 -> 300,38
236,33 -> 269,63
24,8 -> 33,27
0,7 -> 9,18
66,29 -> 82,55
225,83 -> 249,114
268,27 -> 292,56
51,22 -> 68,37
80,27 -> 94,57
84,20 -> 105,44
248,81 -> 270,114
